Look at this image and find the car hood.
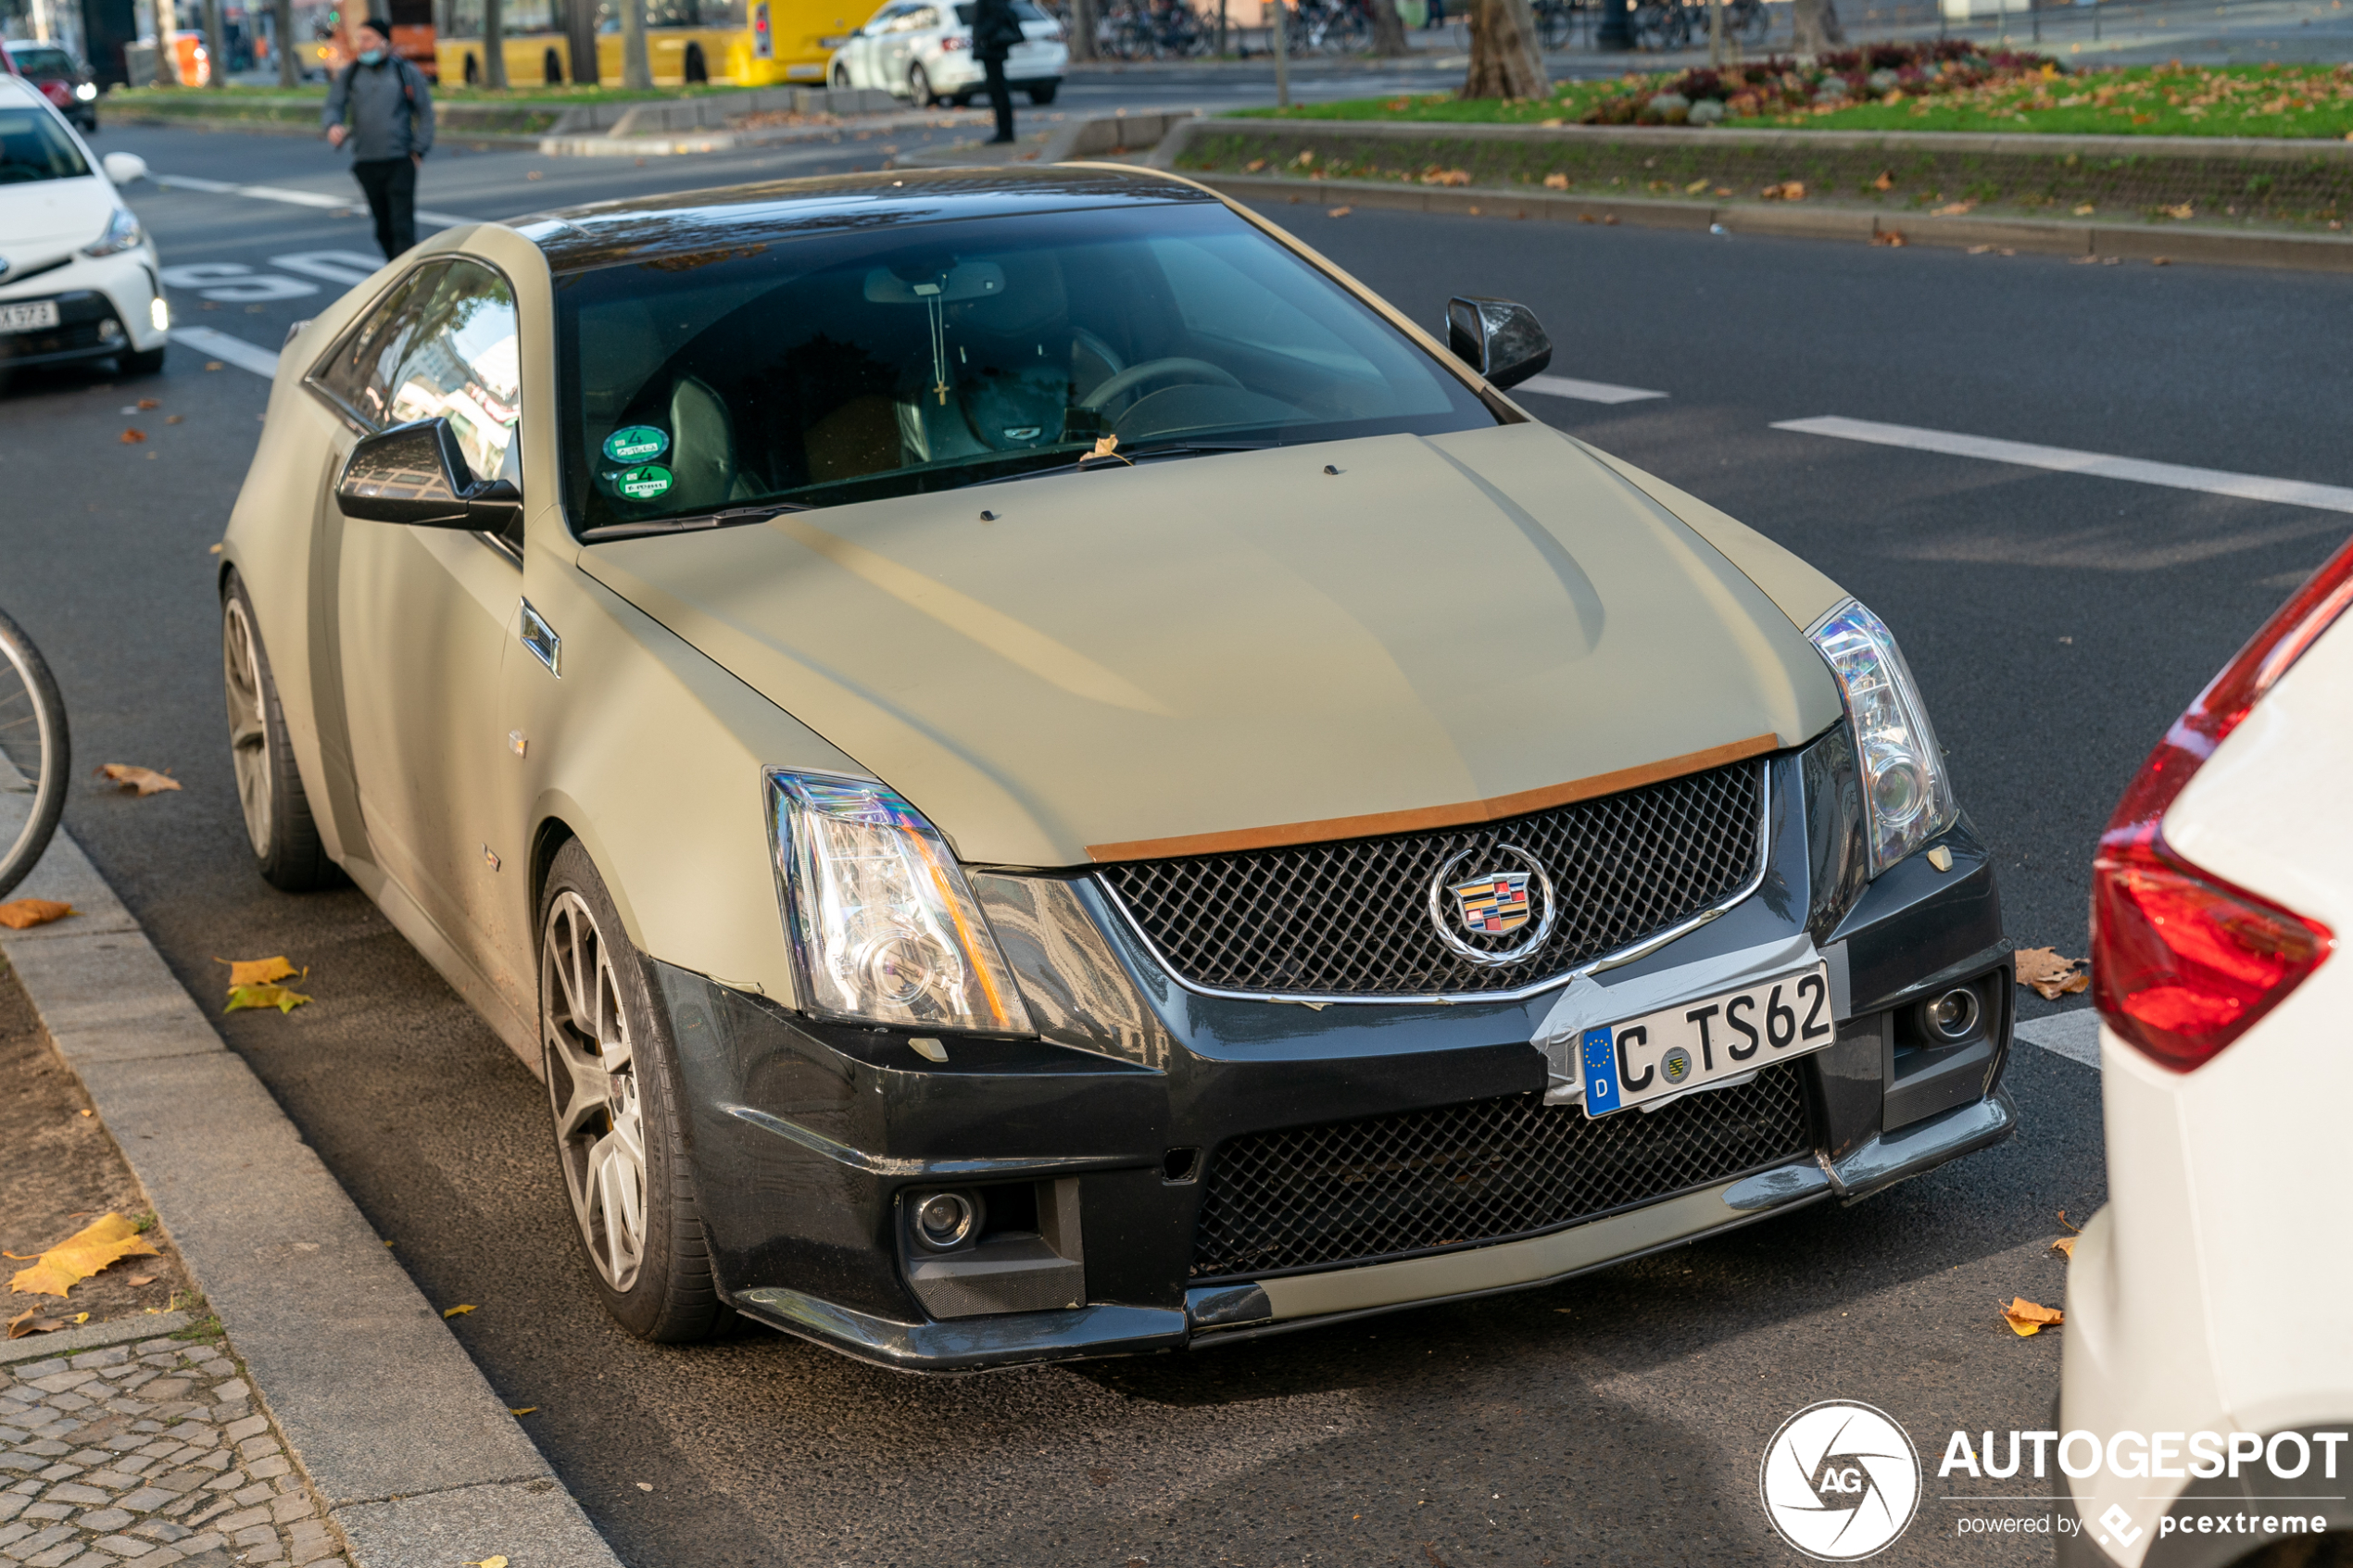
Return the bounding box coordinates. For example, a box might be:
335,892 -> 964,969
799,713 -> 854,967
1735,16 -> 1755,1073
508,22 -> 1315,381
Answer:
0,174 -> 114,261
579,420 -> 1845,868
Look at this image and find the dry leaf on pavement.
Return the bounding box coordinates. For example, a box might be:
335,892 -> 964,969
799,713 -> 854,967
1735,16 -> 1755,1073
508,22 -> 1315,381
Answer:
1327,206 -> 1353,218
0,899 -> 75,930
1542,172 -> 1569,190
97,764 -> 182,796
509,1408 -> 537,1416
1872,169 -> 1894,191
6,1212 -> 161,1298
2050,1236 -> 2077,1259
1932,201 -> 1974,216
463,1558 -> 509,1568
120,428 -> 146,444
2163,202 -> 2195,219
2001,1297 -> 2064,1336
135,398 -> 159,410
2016,947 -> 2090,1000
224,983 -> 310,1015
6,1307 -> 66,1338
444,1303 -> 477,1318
218,955 -> 303,986
1870,231 -> 1906,247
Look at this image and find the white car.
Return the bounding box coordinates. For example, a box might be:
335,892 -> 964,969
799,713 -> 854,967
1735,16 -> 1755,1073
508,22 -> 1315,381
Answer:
2058,537 -> 2352,1566
0,75 -> 164,378
826,0 -> 1067,107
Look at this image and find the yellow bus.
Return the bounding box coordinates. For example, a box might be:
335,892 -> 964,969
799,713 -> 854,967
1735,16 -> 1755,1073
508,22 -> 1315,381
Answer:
432,0 -> 883,86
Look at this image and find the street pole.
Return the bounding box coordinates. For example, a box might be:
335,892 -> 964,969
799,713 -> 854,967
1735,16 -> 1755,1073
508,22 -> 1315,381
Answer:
1708,0 -> 1722,64
2030,0 -> 2039,44
484,0 -> 508,86
1218,0 -> 1228,55
1270,0 -> 1289,107
621,0 -> 652,86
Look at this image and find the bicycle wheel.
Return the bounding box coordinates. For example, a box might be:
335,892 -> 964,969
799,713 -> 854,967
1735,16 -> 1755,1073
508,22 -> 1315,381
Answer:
0,605 -> 69,901
1630,1 -> 1671,47
1732,0 -> 1768,43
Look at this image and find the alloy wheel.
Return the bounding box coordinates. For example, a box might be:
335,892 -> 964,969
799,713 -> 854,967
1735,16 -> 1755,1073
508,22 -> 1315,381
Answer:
221,596 -> 272,859
542,889 -> 648,1293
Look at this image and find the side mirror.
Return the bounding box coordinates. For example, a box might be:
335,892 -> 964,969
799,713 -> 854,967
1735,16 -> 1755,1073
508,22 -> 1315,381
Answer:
336,418 -> 522,533
1445,296 -> 1551,391
101,151 -> 149,185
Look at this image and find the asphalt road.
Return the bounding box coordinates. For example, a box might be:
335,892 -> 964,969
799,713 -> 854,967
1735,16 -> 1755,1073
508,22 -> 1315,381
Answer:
6,120 -> 2350,1567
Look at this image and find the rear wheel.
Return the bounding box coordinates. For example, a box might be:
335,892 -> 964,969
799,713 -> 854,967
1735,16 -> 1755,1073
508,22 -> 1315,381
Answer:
909,61 -> 935,104
221,574 -> 340,891
831,59 -> 852,87
540,838 -> 724,1343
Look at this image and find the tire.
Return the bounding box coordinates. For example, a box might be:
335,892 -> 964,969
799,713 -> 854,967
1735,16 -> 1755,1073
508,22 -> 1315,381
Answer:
1026,81 -> 1056,104
909,61 -> 935,105
832,61 -> 851,87
0,604 -> 69,902
118,345 -> 166,377
539,838 -> 725,1344
220,573 -> 340,891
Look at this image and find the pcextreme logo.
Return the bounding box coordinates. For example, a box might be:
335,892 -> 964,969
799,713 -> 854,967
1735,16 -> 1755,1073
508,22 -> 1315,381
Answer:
1760,1400 -> 1924,1562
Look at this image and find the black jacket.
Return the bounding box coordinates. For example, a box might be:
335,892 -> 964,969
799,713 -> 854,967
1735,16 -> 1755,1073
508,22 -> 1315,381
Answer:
972,0 -> 1025,62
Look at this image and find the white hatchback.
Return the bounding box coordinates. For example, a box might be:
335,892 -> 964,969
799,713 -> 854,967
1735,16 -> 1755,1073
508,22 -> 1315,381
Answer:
2057,537 -> 2352,1567
826,0 -> 1068,107
0,75 -> 165,378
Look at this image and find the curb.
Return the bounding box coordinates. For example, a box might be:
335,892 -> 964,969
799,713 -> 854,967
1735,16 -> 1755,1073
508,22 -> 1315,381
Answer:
0,834 -> 622,1568
1185,169 -> 2353,272
536,104 -> 990,157
0,1311 -> 193,1368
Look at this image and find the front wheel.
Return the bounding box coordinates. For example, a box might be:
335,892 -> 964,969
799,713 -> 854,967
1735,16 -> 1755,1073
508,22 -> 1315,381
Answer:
1026,81 -> 1057,104
831,60 -> 852,87
540,838 -> 725,1343
119,345 -> 166,377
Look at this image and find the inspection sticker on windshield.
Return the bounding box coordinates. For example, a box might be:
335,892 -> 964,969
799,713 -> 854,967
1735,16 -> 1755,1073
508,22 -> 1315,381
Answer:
602,425 -> 669,463
611,464 -> 673,501
1579,963 -> 1834,1118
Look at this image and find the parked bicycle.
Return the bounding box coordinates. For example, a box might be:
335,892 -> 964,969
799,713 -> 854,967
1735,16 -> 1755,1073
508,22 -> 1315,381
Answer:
1630,0 -> 1767,48
0,605 -> 69,900
1532,0 -> 1582,50
1287,0 -> 1371,55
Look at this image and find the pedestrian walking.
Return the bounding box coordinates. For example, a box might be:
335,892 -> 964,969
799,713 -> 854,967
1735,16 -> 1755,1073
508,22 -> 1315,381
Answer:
972,0 -> 1024,145
321,17 -> 434,260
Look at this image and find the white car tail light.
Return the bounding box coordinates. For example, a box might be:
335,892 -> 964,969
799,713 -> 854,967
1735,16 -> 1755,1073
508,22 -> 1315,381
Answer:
2091,537 -> 2351,1071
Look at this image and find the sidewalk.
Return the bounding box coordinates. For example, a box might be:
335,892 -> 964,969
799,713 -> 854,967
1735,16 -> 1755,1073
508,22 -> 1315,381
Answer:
0,831 -> 621,1568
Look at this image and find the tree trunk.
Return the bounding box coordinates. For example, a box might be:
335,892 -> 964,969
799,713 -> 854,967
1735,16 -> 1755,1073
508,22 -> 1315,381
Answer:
621,0 -> 652,87
202,0 -> 226,84
1066,0 -> 1097,59
1368,0 -> 1408,56
1790,0 -> 1843,53
1461,0 -> 1544,98
484,0 -> 508,87
273,0 -> 296,84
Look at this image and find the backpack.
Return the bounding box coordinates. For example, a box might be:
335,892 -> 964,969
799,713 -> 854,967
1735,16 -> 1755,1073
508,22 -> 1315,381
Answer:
338,54 -> 420,106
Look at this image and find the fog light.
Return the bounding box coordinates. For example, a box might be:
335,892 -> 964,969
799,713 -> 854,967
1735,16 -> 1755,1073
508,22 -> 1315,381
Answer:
1924,986 -> 1981,1042
149,296 -> 170,332
912,1190 -> 978,1250
97,317 -> 123,342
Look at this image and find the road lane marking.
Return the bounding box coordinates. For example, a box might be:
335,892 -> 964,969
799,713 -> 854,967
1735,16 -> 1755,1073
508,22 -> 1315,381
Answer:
1774,415 -> 2353,516
153,173 -> 481,230
170,326 -> 280,379
2015,1010 -> 2099,1070
1516,374 -> 1668,405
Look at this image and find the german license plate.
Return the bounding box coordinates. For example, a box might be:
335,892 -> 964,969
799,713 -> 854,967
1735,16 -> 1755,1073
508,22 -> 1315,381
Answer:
0,300 -> 60,333
1579,963 -> 1834,1118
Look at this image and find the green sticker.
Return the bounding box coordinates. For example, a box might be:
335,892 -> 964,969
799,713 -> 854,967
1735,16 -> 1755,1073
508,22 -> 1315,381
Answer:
602,425 -> 670,463
614,464 -> 673,501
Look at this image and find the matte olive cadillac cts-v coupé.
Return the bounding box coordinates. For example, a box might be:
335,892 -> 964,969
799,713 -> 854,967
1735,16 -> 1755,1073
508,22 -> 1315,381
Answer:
219,168 -> 2015,1369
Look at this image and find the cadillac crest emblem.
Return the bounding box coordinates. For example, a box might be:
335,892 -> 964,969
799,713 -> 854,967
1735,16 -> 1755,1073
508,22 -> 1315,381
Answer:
1449,870 -> 1533,935
1427,844 -> 1555,968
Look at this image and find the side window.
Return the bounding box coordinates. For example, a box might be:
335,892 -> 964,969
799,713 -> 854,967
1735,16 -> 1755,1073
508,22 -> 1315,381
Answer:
380,260 -> 522,489
311,262 -> 450,427
896,6 -> 937,29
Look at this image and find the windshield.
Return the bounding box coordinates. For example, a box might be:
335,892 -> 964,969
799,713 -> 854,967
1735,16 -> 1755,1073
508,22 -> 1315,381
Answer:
9,49 -> 78,77
553,201 -> 1495,533
0,103 -> 90,184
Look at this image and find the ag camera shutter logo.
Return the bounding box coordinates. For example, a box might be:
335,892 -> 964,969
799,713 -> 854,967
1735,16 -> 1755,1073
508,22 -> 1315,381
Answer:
1759,1400 -> 1923,1561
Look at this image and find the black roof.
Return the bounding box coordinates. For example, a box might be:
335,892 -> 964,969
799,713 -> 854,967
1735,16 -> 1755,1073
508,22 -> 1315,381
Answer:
511,166 -> 1218,275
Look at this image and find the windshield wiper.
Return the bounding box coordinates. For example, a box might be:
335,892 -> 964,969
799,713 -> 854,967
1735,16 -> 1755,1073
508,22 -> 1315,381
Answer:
975,439 -> 1280,487
579,503 -> 808,545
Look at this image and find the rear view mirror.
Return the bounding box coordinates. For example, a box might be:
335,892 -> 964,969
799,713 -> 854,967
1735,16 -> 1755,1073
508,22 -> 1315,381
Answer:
863,260 -> 1008,305
336,418 -> 522,533
101,152 -> 149,186
1445,296 -> 1551,390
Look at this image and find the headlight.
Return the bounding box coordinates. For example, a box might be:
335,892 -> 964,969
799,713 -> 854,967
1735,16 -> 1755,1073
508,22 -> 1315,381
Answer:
766,770 -> 1032,1034
1806,599 -> 1957,877
83,207 -> 143,257
76,82 -> 99,100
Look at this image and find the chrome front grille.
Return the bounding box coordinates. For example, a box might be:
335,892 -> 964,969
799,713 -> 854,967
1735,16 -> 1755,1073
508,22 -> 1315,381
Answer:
1189,1064 -> 1814,1282
1099,759 -> 1766,998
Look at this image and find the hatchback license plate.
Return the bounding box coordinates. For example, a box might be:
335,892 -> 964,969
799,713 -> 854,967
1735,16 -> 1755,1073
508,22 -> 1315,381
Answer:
1579,963 -> 1834,1117
0,300 -> 61,333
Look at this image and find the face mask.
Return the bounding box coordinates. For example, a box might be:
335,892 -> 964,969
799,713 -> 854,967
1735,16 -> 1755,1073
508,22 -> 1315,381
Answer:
358,46 -> 385,63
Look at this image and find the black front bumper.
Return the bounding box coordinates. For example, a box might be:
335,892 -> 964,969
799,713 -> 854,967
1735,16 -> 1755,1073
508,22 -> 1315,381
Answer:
652,730 -> 2016,1372
0,290 -> 133,370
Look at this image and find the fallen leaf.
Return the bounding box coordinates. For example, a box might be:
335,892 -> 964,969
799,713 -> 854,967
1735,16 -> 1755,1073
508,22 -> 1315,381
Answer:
71,1312 -> 86,1323
509,1407 -> 537,1416
166,415 -> 184,425
1326,206 -> 1353,217
1578,211 -> 1596,223
224,983 -> 311,1015
1684,178 -> 1710,194
2016,947 -> 2090,1001
204,360 -> 224,370
1870,230 -> 1906,246
2001,1297 -> 2064,1336
127,1273 -> 157,1286
2074,202 -> 2096,214
463,1558 -> 510,1568
2049,1236 -> 2077,1259
218,955 -> 302,987
526,169 -> 544,180
2164,201 -> 2195,219
1932,201 -> 1975,216
635,1482 -> 653,1492
97,763 -> 182,796
0,899 -> 75,930
77,1110 -> 91,1119
444,1303 -> 477,1318
1543,171 -> 1569,190
120,428 -> 146,444
6,1308 -> 66,1338
2057,1209 -> 2081,1233
1968,245 -> 1994,254
7,1212 -> 162,1298
136,397 -> 159,410
2151,256 -> 2171,266
1602,214 -> 1619,226
1079,434 -> 1131,467
1244,157 -> 1266,172
1872,169 -> 1894,190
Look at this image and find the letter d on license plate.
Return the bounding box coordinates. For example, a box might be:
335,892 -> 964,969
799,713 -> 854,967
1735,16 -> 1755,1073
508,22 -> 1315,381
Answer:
1580,963 -> 1834,1119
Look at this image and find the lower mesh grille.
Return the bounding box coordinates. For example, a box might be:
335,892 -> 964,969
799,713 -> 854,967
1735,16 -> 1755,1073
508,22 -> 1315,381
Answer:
1190,1063 -> 1814,1281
